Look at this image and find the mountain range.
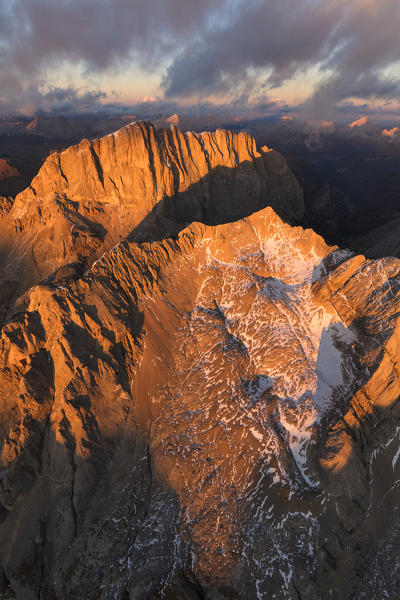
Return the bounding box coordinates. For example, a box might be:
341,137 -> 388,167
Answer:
0,121 -> 399,599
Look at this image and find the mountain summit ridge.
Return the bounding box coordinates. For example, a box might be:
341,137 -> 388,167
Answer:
0,121 -> 303,322
0,123 -> 399,599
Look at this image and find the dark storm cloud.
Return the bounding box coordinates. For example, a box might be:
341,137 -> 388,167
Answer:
1,0 -> 400,117
1,0 -> 225,72
164,0 -> 400,115
38,88 -> 107,113
0,0 -> 227,114
164,0 -> 343,96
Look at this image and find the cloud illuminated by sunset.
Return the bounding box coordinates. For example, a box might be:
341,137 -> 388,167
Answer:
0,0 -> 399,119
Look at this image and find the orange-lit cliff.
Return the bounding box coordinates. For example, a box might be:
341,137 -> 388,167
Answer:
0,123 -> 399,599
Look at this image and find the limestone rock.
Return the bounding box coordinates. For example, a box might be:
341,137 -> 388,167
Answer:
0,123 -> 399,599
0,122 -> 303,320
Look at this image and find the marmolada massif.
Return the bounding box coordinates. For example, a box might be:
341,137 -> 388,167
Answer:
0,121 -> 398,599
1,1 -> 400,598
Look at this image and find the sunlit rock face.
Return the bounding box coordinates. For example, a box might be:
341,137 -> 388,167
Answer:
0,122 -> 302,325
0,125 -> 400,600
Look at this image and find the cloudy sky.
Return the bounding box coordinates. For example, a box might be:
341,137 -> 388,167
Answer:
1,0 -> 400,120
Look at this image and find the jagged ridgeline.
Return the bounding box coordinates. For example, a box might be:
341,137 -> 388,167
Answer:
0,122 -> 303,323
0,122 -> 399,599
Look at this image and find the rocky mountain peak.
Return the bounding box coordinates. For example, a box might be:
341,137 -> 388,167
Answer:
0,122 -> 303,320
0,122 -> 399,599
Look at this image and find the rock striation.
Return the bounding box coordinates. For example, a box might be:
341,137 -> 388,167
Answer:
0,123 -> 399,599
0,122 -> 302,322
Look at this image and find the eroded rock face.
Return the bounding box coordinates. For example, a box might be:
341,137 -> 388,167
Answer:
0,202 -> 399,599
0,124 -> 400,600
0,122 -> 302,323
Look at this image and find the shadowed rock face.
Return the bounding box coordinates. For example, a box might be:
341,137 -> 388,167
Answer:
0,124 -> 400,599
0,160 -> 25,198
